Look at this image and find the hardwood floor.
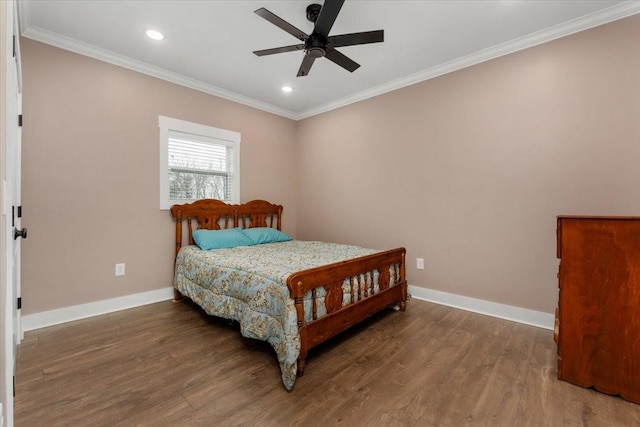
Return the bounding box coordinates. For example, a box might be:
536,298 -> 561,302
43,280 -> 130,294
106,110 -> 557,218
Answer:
15,299 -> 640,426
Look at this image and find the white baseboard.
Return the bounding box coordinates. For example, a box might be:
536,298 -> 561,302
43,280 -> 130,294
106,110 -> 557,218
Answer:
408,285 -> 554,330
21,285 -> 554,333
21,287 -> 175,332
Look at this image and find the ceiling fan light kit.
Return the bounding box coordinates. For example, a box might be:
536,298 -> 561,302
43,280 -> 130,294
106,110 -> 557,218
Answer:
253,0 -> 384,77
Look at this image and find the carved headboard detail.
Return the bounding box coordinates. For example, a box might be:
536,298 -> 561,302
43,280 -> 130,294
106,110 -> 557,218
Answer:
170,199 -> 284,257
237,199 -> 282,230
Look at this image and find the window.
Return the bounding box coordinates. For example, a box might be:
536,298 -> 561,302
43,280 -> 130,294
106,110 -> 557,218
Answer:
159,116 -> 240,209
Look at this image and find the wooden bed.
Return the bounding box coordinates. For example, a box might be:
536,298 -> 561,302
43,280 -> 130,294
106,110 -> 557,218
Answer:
170,199 -> 407,386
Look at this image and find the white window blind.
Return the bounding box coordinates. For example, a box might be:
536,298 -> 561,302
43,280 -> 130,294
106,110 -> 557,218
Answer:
159,116 -> 240,209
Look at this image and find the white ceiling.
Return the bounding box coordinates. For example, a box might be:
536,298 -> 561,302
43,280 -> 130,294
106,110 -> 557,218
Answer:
18,1 -> 640,120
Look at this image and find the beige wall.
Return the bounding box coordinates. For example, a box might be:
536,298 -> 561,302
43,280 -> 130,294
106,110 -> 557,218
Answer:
295,15 -> 640,313
20,39 -> 298,315
20,15 -> 640,317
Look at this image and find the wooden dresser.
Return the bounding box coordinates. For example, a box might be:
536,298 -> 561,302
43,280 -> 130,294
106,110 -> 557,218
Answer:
556,216 -> 640,404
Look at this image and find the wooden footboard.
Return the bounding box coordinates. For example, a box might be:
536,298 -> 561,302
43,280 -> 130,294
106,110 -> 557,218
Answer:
287,248 -> 407,376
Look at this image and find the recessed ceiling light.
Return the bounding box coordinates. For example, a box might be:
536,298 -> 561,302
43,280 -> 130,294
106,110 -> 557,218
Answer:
146,30 -> 164,41
281,86 -> 293,93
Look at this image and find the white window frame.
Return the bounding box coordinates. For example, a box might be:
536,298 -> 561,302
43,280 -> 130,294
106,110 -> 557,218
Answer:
159,116 -> 240,210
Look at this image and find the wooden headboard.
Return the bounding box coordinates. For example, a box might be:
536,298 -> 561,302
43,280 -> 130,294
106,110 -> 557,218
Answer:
170,199 -> 283,257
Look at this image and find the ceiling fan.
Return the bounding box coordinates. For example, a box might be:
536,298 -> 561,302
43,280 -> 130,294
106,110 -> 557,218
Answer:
252,0 -> 384,77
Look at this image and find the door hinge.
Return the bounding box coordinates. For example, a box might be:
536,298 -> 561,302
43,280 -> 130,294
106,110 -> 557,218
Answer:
13,375 -> 15,397
17,297 -> 22,310
12,35 -> 16,58
12,206 -> 15,227
18,114 -> 22,127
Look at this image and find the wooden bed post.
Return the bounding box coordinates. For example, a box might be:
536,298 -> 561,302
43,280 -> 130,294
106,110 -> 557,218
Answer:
294,294 -> 308,376
276,206 -> 282,231
174,210 -> 183,257
173,207 -> 183,302
400,251 -> 407,311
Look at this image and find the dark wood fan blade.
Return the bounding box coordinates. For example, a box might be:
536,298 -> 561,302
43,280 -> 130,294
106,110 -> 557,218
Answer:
253,44 -> 305,56
325,48 -> 360,73
254,7 -> 308,42
297,54 -> 316,77
328,30 -> 384,48
313,0 -> 345,38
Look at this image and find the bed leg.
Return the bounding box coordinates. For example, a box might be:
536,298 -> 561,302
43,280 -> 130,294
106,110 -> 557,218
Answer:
400,301 -> 406,312
173,288 -> 183,302
296,358 -> 306,377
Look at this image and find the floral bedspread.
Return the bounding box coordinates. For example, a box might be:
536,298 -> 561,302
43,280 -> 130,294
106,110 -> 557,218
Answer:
173,240 -> 380,390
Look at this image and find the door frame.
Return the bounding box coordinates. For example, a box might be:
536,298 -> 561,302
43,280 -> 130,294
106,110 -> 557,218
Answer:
1,1 -> 22,425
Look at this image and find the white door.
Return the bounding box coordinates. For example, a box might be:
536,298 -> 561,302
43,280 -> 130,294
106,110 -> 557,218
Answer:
2,1 -> 22,425
11,35 -> 23,352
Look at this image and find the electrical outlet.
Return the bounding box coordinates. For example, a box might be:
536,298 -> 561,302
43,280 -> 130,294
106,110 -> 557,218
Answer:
416,258 -> 424,270
115,263 -> 125,276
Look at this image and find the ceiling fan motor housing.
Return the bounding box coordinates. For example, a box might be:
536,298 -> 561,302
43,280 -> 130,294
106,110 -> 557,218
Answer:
305,36 -> 327,58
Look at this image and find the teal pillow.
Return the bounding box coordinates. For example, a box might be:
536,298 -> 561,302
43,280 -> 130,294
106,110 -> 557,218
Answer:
242,227 -> 292,245
192,227 -> 254,250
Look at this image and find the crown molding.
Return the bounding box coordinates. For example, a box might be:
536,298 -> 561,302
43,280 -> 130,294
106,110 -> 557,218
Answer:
294,1 -> 640,120
19,26 -> 298,120
18,1 -> 640,121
